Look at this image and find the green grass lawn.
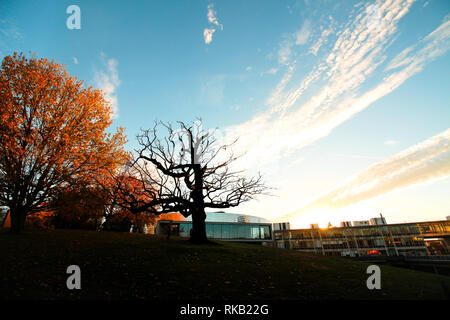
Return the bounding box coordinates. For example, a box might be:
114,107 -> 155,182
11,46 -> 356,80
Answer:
1,229 -> 449,300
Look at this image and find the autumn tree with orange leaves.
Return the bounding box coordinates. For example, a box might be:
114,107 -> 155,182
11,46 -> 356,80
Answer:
51,185 -> 108,231
0,53 -> 127,234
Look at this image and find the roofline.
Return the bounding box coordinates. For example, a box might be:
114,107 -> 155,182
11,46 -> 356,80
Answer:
157,220 -> 272,226
274,220 -> 450,231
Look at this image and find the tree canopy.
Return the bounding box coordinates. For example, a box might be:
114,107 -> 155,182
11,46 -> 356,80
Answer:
0,52 -> 127,233
117,119 -> 268,243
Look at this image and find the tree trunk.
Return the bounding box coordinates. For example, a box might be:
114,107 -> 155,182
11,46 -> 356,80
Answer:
189,205 -> 207,243
189,164 -> 208,244
10,209 -> 27,234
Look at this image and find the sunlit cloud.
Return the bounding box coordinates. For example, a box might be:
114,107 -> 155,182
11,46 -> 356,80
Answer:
223,0 -> 450,173
309,17 -> 334,56
274,128 -> 450,222
203,28 -> 215,44
93,53 -> 120,119
386,14 -> 450,72
203,3 -> 222,44
207,3 -> 223,30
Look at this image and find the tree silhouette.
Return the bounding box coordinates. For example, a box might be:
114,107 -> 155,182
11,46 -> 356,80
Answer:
116,119 -> 268,243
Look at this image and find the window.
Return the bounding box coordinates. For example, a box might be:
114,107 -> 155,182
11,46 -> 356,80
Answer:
222,224 -> 231,239
213,224 -> 222,239
179,223 -> 192,237
206,224 -> 214,238
251,226 -> 260,239
260,225 -> 271,239
229,224 -> 237,239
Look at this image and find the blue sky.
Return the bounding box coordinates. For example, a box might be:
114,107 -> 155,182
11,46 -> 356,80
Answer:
1,0 -> 449,227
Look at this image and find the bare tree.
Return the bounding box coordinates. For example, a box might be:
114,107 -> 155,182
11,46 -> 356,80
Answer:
117,119 -> 268,243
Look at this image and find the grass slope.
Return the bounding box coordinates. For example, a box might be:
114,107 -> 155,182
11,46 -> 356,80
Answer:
0,229 -> 449,300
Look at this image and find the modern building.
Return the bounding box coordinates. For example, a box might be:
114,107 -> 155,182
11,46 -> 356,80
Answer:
273,222 -> 291,231
370,217 -> 387,226
340,221 -> 352,228
352,220 -> 370,227
156,212 -> 273,244
274,218 -> 450,257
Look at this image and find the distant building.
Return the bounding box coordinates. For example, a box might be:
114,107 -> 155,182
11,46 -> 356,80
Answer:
273,222 -> 290,231
274,218 -> 450,257
352,220 -> 370,227
340,221 -> 352,228
370,217 -> 387,226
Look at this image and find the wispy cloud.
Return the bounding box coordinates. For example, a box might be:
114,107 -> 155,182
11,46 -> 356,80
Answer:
295,20 -> 312,45
224,0 -> 450,173
277,19 -> 312,65
278,39 -> 294,65
207,3 -> 223,30
384,140 -> 399,146
260,67 -> 279,77
274,129 -> 450,222
93,53 -> 120,119
203,28 -> 215,44
386,14 -> 450,72
309,18 -> 334,56
73,56 -> 78,64
203,3 -> 223,44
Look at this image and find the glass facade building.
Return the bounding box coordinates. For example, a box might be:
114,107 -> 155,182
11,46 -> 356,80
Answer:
157,220 -> 273,242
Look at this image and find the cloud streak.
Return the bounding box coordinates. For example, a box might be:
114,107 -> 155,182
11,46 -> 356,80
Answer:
274,128 -> 450,222
94,53 -> 120,119
277,19 -> 312,65
203,3 -> 222,44
223,0 -> 450,172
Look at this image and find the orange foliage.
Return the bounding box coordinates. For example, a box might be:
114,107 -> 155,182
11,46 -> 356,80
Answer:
52,186 -> 107,230
0,52 -> 127,233
158,212 -> 186,221
26,210 -> 54,229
